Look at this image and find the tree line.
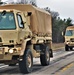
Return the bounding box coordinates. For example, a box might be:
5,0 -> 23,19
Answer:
44,7 -> 73,43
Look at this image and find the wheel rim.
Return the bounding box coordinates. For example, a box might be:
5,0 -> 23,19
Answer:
46,50 -> 49,61
27,54 -> 32,68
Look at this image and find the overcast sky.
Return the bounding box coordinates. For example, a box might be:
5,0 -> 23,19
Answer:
2,0 -> 74,21
37,0 -> 74,21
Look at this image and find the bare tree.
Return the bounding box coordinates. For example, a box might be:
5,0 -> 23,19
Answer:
19,0 -> 37,6
0,0 -> 37,6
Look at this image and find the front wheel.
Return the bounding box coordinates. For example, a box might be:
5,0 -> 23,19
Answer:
19,49 -> 33,74
65,45 -> 69,51
40,46 -> 50,66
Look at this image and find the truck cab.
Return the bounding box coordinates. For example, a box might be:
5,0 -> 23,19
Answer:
0,9 -> 32,63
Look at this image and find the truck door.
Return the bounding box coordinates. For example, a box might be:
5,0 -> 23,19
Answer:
17,13 -> 25,41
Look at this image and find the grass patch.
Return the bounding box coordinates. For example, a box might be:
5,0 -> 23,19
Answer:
52,43 -> 64,50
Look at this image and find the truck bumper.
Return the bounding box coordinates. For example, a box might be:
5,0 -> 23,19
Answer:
0,47 -> 20,63
0,54 -> 19,64
66,41 -> 74,46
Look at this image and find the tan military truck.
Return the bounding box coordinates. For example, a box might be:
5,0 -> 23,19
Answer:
65,26 -> 74,51
0,4 -> 53,73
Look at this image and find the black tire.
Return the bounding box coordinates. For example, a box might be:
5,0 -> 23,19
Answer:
65,45 -> 69,51
40,46 -> 50,66
19,49 -> 33,74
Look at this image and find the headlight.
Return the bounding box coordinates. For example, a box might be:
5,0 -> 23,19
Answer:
66,41 -> 70,44
9,49 -> 13,53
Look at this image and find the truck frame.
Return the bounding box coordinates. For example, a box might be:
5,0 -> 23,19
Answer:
0,4 -> 53,74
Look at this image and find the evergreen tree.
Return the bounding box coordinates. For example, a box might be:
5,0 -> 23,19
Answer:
44,7 -> 73,43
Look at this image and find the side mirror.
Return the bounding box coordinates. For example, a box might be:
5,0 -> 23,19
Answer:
62,31 -> 64,36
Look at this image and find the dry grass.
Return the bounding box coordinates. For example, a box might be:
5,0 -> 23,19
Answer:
52,43 -> 64,50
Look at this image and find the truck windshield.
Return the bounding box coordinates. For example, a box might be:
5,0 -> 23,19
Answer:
0,12 -> 16,30
65,30 -> 73,36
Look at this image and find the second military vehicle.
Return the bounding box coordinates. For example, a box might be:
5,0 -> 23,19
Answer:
65,26 -> 74,51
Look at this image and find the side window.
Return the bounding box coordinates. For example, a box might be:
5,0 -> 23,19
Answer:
17,14 -> 24,28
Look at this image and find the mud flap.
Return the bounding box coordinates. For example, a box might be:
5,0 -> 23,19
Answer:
50,49 -> 53,57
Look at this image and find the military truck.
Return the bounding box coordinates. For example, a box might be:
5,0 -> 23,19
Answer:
65,26 -> 74,51
0,4 -> 53,73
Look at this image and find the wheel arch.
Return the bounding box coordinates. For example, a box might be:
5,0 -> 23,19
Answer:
20,39 -> 32,56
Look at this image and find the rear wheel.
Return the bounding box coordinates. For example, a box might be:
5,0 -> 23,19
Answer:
40,46 -> 50,66
19,49 -> 33,74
